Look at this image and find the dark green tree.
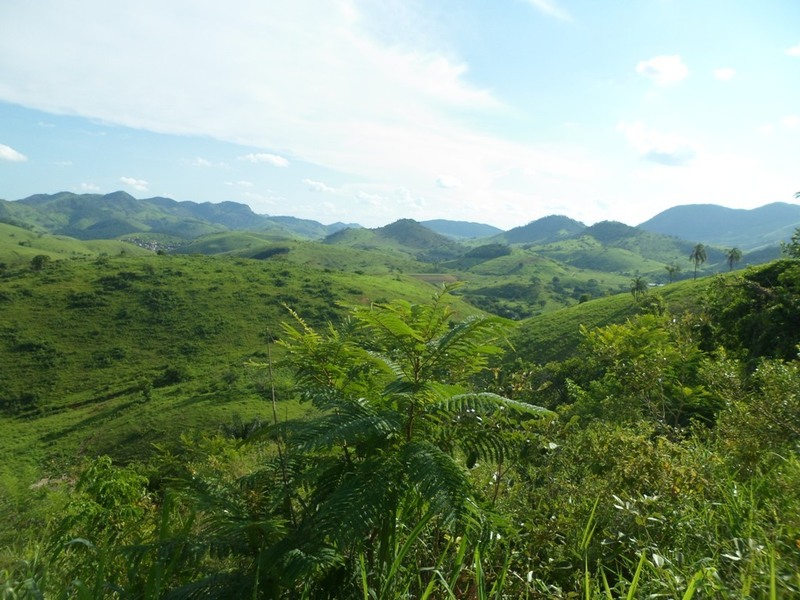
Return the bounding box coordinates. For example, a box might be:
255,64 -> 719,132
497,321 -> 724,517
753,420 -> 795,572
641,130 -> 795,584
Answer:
30,254 -> 51,271
689,243 -> 707,279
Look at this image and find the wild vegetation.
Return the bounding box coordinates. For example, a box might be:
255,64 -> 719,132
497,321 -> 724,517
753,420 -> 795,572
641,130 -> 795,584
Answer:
1,199 -> 800,597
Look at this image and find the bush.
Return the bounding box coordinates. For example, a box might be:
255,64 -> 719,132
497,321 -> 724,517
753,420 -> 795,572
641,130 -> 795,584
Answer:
30,255 -> 50,271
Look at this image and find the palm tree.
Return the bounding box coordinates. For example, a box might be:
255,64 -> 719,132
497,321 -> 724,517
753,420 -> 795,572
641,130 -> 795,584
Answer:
725,247 -> 742,271
630,275 -> 648,301
689,243 -> 707,279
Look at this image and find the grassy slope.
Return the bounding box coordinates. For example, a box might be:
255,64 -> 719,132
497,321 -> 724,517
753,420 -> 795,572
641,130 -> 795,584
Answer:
447,247 -> 632,318
508,276 -> 710,365
0,254 -> 477,489
0,222 -> 152,265
170,231 -> 301,255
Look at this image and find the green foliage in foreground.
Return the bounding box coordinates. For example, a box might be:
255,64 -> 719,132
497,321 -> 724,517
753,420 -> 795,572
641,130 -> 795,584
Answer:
2,260 -> 800,598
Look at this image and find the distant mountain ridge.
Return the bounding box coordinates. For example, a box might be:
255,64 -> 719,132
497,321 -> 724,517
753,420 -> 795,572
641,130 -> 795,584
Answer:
638,202 -> 800,250
0,191 -> 353,240
2,191 -> 799,256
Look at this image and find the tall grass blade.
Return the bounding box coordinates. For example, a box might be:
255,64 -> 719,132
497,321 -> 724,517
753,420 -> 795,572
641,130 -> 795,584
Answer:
378,509 -> 435,600
770,544 -> 777,600
600,567 -> 614,600
447,535 -> 470,593
681,568 -> 706,600
359,552 -> 369,600
580,497 -> 600,552
433,570 -> 459,600
489,548 -> 511,600
474,546 -> 487,600
584,556 -> 591,600
625,551 -> 646,600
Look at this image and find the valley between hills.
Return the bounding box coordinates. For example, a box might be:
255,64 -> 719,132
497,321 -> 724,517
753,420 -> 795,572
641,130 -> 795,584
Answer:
2,191 -> 800,597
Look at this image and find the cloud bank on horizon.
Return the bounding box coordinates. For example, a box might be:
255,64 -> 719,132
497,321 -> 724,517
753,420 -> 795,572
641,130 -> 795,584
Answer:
0,0 -> 798,229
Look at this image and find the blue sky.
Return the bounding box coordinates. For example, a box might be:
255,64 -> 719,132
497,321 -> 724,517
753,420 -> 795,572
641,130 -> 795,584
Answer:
1,0 -> 798,229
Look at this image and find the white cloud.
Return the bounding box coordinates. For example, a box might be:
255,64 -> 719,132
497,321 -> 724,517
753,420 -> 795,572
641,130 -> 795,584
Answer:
713,67 -> 736,81
356,190 -> 387,205
243,191 -> 280,205
756,123 -> 775,135
618,122 -> 697,166
0,1 -> 601,229
353,186 -> 426,213
0,143 -> 27,162
522,0 -> 572,21
224,180 -> 254,187
786,44 -> 800,57
238,153 -> 290,167
79,182 -> 100,192
53,160 -> 73,167
436,175 -> 462,189
303,178 -> 336,193
120,176 -> 149,191
781,115 -> 800,128
608,150 -> 793,226
636,55 -> 688,86
190,157 -> 213,167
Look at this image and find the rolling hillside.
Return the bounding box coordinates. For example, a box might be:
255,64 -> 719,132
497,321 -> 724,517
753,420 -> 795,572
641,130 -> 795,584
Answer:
0,253 -> 480,480
0,221 -> 153,266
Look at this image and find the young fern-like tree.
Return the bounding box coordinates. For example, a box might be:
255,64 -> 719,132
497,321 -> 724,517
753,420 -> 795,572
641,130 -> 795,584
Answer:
262,285 -> 553,597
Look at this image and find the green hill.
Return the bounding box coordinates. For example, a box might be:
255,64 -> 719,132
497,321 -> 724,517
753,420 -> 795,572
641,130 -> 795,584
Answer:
494,214 -> 586,244
521,221 -> 734,281
507,275 -> 708,365
0,253 -> 481,485
325,218 -> 464,262
0,221 -> 152,266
